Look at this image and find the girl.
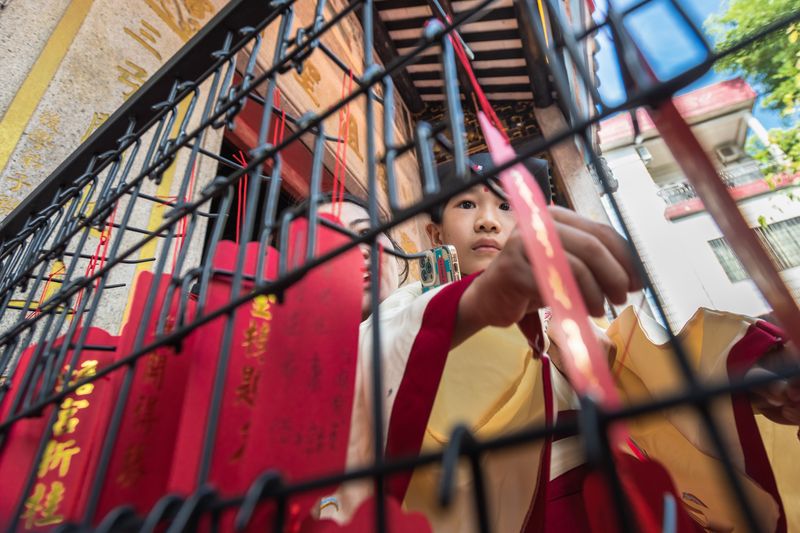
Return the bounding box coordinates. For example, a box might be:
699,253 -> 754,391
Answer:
321,160 -> 797,532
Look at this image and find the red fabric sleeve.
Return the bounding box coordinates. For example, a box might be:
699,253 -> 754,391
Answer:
727,320 -> 787,533
384,273 -> 479,500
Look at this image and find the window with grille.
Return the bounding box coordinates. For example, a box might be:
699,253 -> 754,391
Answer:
710,216 -> 800,282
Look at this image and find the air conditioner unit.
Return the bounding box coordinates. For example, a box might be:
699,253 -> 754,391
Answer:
715,144 -> 744,164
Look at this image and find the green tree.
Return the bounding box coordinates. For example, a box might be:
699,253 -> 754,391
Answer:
707,0 -> 800,115
747,126 -> 800,176
707,0 -> 800,180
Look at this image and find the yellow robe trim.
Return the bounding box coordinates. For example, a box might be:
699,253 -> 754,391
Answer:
608,307 -> 784,532
404,326 -> 547,533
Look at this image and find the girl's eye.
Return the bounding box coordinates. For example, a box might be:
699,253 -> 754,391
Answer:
456,200 -> 476,209
499,202 -> 511,211
357,227 -> 370,237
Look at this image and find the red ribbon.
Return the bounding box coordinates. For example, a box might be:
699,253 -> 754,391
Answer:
435,16 -> 510,142
332,70 -> 354,219
479,112 -> 622,415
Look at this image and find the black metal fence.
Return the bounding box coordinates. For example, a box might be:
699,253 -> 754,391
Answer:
0,0 -> 798,531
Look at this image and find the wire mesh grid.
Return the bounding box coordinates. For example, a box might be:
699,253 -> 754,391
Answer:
0,0 -> 799,531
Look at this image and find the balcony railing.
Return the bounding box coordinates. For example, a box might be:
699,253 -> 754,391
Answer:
657,159 -> 767,205
720,159 -> 766,187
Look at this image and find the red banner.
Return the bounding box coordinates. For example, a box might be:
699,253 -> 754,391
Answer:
238,215 -> 363,531
93,271 -> 197,522
167,240 -> 279,498
0,327 -> 118,530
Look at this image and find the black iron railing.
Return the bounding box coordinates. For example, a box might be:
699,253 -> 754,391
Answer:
1,0 -> 799,531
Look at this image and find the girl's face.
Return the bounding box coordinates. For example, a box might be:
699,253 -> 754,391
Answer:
319,202 -> 400,319
426,185 -> 515,275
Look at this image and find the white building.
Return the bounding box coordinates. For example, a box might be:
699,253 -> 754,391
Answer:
599,78 -> 800,329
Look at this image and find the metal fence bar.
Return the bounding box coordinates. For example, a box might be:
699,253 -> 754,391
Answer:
0,0 -> 798,530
